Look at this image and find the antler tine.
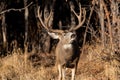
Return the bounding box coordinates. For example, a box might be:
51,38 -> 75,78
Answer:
69,3 -> 86,31
37,6 -> 49,31
44,9 -> 53,28
37,6 -> 64,33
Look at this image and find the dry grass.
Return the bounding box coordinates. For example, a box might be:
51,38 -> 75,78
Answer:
0,50 -> 57,80
0,43 -> 120,80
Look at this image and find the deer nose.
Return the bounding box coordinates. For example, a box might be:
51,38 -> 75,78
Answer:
71,34 -> 76,38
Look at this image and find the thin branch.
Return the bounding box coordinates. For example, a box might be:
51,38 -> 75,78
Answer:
81,2 -> 95,55
102,0 -> 113,53
0,2 -> 33,15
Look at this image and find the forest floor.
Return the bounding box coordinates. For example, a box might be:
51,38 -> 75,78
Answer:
0,43 -> 120,80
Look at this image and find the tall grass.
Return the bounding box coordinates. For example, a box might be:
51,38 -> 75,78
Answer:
0,42 -> 119,80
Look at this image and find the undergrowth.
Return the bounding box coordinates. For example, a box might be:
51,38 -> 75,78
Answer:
0,43 -> 120,80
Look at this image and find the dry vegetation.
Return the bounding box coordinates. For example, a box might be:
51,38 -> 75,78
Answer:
0,43 -> 119,80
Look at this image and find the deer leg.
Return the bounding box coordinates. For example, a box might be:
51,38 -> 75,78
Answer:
58,64 -> 62,80
71,67 -> 76,80
62,68 -> 66,80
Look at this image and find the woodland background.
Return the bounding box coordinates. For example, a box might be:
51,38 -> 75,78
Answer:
0,0 -> 120,80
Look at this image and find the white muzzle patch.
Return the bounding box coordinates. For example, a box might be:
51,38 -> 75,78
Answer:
63,44 -> 72,49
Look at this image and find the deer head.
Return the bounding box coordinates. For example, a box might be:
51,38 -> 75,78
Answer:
37,3 -> 86,43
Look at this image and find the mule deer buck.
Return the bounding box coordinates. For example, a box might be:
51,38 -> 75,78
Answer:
37,4 -> 86,80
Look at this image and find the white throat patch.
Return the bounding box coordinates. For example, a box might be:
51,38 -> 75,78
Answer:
63,44 -> 72,49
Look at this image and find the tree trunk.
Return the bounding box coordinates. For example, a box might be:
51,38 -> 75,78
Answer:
99,0 -> 105,48
2,14 -> 7,51
23,0 -> 29,54
35,1 -> 51,53
111,0 -> 117,26
43,7 -> 51,53
24,0 -> 29,45
102,0 -> 113,54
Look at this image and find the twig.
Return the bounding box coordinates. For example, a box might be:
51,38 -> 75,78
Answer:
102,0 -> 113,54
81,2 -> 95,55
0,2 -> 33,15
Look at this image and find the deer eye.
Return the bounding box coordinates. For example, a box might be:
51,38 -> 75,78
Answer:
71,34 -> 76,38
63,33 -> 66,36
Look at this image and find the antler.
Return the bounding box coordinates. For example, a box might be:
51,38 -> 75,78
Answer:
37,6 -> 52,31
37,6 -> 64,33
69,3 -> 86,31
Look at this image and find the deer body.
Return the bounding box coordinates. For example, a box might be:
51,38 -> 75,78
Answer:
56,41 -> 80,80
56,36 -> 80,68
48,31 -> 80,80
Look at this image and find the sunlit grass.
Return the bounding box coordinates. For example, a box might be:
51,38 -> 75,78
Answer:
0,43 -> 119,80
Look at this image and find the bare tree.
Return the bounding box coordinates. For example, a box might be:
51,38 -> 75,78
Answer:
1,14 -> 7,50
99,0 -> 105,48
0,2 -> 7,52
35,1 -> 52,53
24,0 -> 29,46
102,0 -> 113,54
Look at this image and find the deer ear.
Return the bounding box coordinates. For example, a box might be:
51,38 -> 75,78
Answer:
48,32 -> 59,39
